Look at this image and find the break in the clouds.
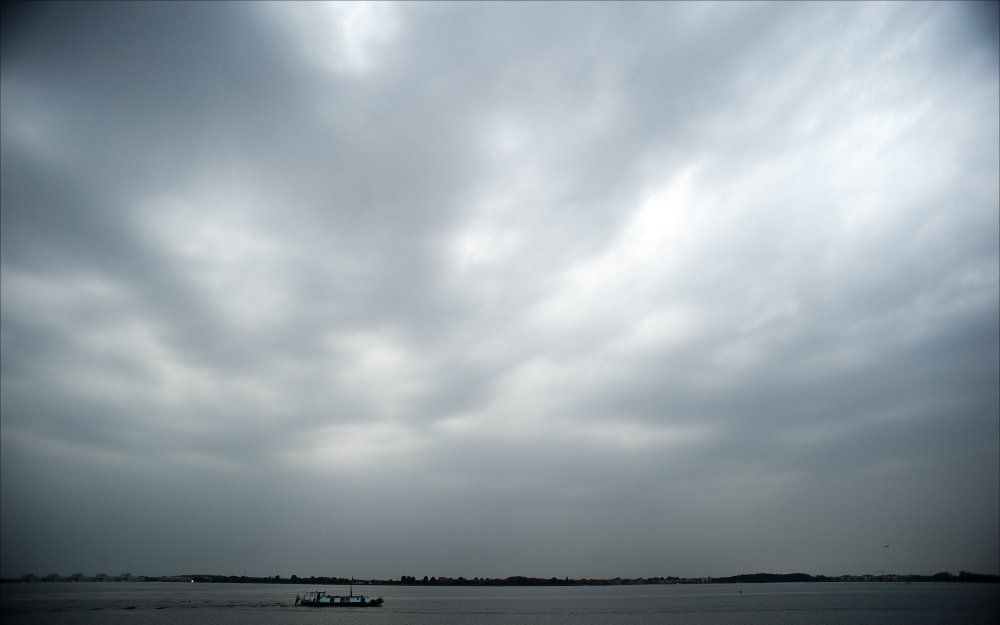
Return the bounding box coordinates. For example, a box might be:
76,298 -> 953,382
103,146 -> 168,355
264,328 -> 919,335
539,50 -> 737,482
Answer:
1,1 -> 997,579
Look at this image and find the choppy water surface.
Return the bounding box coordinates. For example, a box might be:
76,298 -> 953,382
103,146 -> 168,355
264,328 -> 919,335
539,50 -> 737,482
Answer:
2,581 -> 997,624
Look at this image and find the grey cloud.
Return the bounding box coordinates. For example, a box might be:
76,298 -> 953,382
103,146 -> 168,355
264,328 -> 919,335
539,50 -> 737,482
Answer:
2,1 -> 997,578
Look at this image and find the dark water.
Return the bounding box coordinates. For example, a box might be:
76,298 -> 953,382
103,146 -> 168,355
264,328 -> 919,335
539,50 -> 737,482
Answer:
2,582 -> 997,624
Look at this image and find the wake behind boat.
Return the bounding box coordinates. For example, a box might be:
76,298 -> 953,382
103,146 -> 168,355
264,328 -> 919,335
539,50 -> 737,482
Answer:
296,590 -> 383,607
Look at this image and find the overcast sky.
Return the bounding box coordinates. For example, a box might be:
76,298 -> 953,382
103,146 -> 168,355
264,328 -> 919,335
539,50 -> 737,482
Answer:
1,1 -> 997,580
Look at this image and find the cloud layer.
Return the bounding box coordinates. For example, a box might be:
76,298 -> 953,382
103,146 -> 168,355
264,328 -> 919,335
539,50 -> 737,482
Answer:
2,2 -> 997,578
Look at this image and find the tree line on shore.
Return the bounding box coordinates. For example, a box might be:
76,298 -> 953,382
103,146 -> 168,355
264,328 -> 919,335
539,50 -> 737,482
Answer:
6,571 -> 998,584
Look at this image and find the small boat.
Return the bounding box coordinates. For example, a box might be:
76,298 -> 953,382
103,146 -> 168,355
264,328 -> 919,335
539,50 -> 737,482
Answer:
296,589 -> 384,607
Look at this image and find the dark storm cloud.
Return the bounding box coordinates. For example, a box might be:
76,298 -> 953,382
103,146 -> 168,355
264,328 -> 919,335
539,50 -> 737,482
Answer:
2,2 -> 997,578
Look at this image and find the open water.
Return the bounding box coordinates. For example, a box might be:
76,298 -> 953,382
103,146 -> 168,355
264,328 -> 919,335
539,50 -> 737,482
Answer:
2,581 -> 997,625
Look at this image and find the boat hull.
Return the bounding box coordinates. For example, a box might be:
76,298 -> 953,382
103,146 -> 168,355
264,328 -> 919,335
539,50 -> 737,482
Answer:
299,599 -> 383,607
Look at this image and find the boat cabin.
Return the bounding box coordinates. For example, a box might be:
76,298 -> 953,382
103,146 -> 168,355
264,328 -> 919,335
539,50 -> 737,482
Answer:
297,591 -> 383,607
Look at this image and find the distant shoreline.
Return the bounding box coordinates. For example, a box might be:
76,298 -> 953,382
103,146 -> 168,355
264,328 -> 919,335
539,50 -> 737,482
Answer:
4,571 -> 998,585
